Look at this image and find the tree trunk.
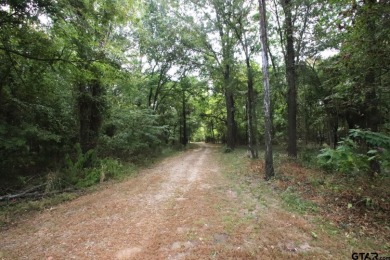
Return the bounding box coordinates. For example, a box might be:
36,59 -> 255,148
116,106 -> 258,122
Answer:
282,0 -> 297,158
224,64 -> 236,150
364,0 -> 380,175
148,87 -> 153,108
246,57 -> 258,158
78,79 -> 104,155
364,0 -> 380,133
259,0 -> 274,180
181,89 -> 188,146
231,16 -> 258,157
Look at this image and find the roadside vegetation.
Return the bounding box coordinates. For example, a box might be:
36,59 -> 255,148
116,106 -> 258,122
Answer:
219,146 -> 389,257
0,146 -> 181,229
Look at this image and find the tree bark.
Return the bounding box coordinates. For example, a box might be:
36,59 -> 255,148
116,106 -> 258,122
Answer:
246,57 -> 258,158
281,0 -> 297,158
231,16 -> 258,158
224,64 -> 236,149
259,0 -> 275,180
363,0 -> 380,133
78,79 -> 104,155
181,89 -> 188,146
364,0 -> 380,175
213,2 -> 236,150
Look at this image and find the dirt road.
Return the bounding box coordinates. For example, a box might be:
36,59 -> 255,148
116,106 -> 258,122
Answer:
1,143 -> 350,259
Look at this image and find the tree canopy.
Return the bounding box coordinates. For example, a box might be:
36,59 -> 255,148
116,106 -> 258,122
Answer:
0,0 -> 389,188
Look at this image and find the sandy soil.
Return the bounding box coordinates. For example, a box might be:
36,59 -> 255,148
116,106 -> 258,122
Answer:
0,143 -> 352,259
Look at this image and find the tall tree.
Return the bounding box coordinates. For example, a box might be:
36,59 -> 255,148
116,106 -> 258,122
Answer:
177,0 -> 239,149
339,0 -> 387,132
212,0 -> 237,149
258,0 -> 275,179
231,0 -> 259,158
268,0 -> 329,153
138,0 -> 193,117
52,0 -> 131,154
281,0 -> 297,157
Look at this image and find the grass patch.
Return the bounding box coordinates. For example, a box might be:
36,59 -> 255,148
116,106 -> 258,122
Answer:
217,145 -> 389,257
281,186 -> 318,214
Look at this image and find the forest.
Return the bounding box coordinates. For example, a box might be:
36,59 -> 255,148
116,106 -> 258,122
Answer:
0,0 -> 389,210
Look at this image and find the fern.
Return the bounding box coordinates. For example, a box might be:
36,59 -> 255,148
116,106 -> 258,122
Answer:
64,144 -> 97,185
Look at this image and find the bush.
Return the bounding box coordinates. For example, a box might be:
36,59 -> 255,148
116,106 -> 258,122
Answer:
317,129 -> 390,175
64,144 -> 97,186
76,168 -> 101,188
299,147 -> 320,168
99,158 -> 126,180
317,139 -> 369,174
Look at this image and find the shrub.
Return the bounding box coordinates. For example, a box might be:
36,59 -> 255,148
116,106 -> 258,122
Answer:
99,158 -> 125,180
76,168 -> 101,188
317,129 -> 390,175
317,139 -> 369,174
62,144 -> 99,187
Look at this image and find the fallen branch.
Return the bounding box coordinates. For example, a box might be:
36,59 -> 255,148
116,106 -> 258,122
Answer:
0,184 -> 45,201
0,187 -> 78,201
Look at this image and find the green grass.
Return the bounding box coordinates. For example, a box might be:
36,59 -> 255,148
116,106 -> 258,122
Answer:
215,145 -> 390,257
216,146 -> 270,231
280,186 -> 318,214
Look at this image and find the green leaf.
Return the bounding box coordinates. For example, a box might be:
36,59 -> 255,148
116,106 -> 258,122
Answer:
368,156 -> 377,161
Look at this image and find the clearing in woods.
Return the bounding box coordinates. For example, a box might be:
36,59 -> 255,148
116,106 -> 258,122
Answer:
0,143 -> 382,259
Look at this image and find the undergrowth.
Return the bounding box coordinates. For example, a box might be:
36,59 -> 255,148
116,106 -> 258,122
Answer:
272,152 -> 390,251
0,192 -> 79,229
0,143 -> 184,229
317,129 -> 390,175
219,146 -> 389,253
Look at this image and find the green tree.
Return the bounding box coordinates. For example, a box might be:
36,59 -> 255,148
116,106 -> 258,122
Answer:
231,0 -> 260,158
53,0 -> 131,154
0,0 -> 75,180
259,0 -> 275,179
176,0 -> 240,149
280,0 -> 297,157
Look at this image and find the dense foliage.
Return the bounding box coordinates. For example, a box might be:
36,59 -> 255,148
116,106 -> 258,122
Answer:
318,129 -> 390,175
0,0 -> 389,192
